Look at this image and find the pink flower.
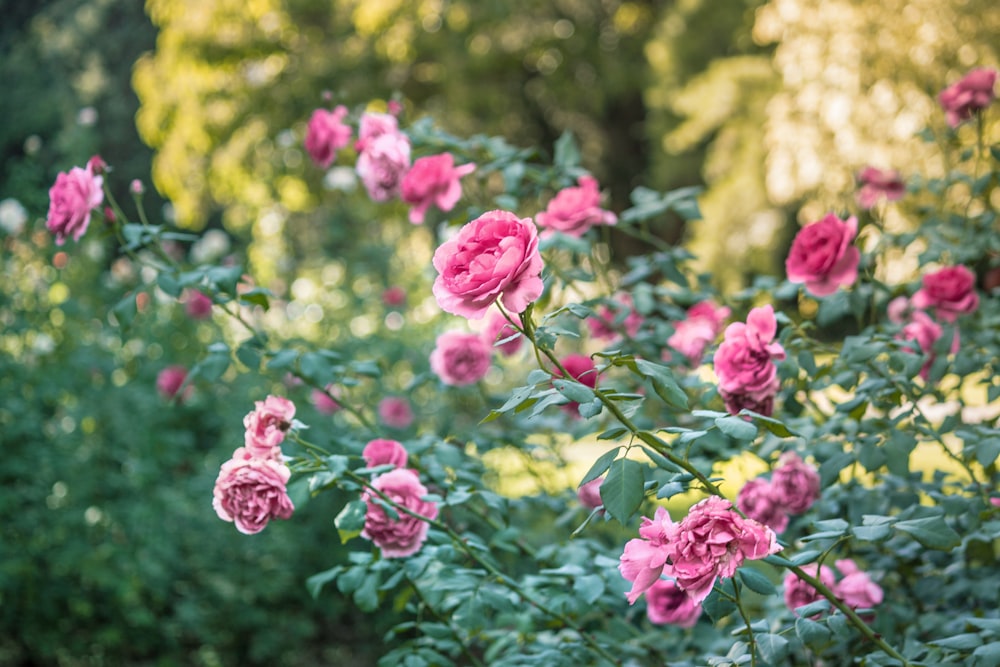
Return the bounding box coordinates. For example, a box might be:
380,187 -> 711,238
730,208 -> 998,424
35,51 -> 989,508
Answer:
356,111 -> 398,150
887,296 -> 911,324
736,478 -> 789,533
577,477 -> 604,510
312,385 -> 342,415
362,438 -> 409,469
619,506 -> 675,604
558,353 -> 598,415
400,153 -> 476,224
304,105 -> 353,168
130,179 -> 144,195
911,265 -> 979,322
362,468 -> 439,558
156,365 -> 190,402
989,497 -> 1000,507
645,579 -> 702,627
356,131 -> 411,202
783,564 -> 836,616
785,213 -> 860,297
668,300 -> 731,365
382,286 -> 407,308
856,167 -> 905,209
713,305 -> 786,417
834,559 -> 883,610
183,289 -> 213,320
771,452 -> 820,515
46,163 -> 104,245
429,331 -> 492,386
587,293 -> 643,341
243,395 -> 296,460
898,311 -> 951,380
938,67 -> 997,128
480,308 -> 523,356
432,209 -> 544,320
378,397 -> 415,429
536,175 -> 617,237
86,155 -> 107,175
212,447 -> 294,534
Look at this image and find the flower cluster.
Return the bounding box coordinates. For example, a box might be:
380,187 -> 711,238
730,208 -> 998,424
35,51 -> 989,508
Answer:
712,305 -> 785,416
938,67 -> 997,128
783,559 -> 884,615
587,293 -> 643,342
736,452 -> 820,533
667,300 -> 731,366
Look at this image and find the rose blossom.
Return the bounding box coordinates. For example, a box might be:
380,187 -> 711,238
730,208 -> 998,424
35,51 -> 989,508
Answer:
356,131 -> 411,202
856,167 -> 905,209
536,175 -> 617,237
645,579 -> 702,627
770,452 -> 820,515
480,308 -> 524,356
361,468 -> 439,558
362,438 -> 408,469
898,310 -> 952,380
382,286 -> 406,308
587,293 -> 643,341
887,296 -> 912,324
938,67 -> 997,128
834,559 -> 883,610
668,300 -> 731,365
785,213 -> 860,297
713,305 -> 786,417
212,447 -> 294,535
304,106 -> 352,168
736,477 -> 789,533
432,209 -> 544,320
783,564 -> 836,616
577,477 -> 604,510
911,265 -> 979,322
156,365 -> 190,402
400,153 -> 476,224
619,506 -> 674,604
378,397 -> 415,429
312,384 -> 342,415
429,331 -> 492,386
356,111 -> 398,149
46,162 -> 104,245
183,289 -> 213,319
557,353 -> 598,415
243,395 -> 296,459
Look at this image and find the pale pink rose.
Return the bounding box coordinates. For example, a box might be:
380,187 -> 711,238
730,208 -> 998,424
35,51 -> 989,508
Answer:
887,296 -> 911,324
213,447 -> 294,535
356,131 -> 411,202
429,331 -> 492,386
989,497 -> 1000,507
400,153 -> 476,224
783,564 -> 836,616
856,167 -> 905,209
898,311 -> 949,380
587,293 -> 643,341
312,384 -> 342,415
378,397 -> 415,429
577,477 -> 604,510
938,67 -> 997,128
432,210 -> 544,320
645,579 -> 702,627
362,438 -> 408,469
46,163 -> 104,245
183,289 -> 213,320
619,506 -> 675,604
355,111 -> 398,150
771,452 -> 820,515
785,213 -> 860,297
382,286 -> 406,308
834,559 -> 883,610
911,265 -> 979,322
668,300 -> 731,365
558,353 -> 598,415
736,477 -> 789,533
362,468 -> 439,558
480,308 -> 523,356
156,365 -> 190,402
536,175 -> 617,237
243,395 -> 296,459
713,305 -> 786,417
304,106 -> 352,168
130,179 -> 144,196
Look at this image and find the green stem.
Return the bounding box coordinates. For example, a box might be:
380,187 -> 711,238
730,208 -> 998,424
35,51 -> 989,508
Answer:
729,583 -> 757,667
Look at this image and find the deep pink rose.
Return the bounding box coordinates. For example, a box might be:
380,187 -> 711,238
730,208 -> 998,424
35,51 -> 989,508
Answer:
212,447 -> 294,535
46,163 -> 104,245
183,289 -> 213,320
558,354 -> 598,415
362,438 -> 408,469
382,286 -> 407,308
378,397 -> 414,429
432,209 -> 544,320
312,384 -> 342,415
304,106 -> 352,168
645,579 -> 702,627
668,300 -> 731,365
156,365 -> 190,402
243,395 -> 296,460
480,308 -> 524,356
619,506 -> 674,604
785,213 -> 860,297
362,468 -> 439,558
911,265 -> 979,322
938,67 -> 997,128
713,305 -> 785,417
834,559 -> 883,610
577,477 -> 604,510
429,331 -> 492,386
587,293 -> 643,341
736,477 -> 789,533
898,310 -> 952,380
856,167 -> 905,209
356,131 -> 411,202
355,111 -> 398,150
536,176 -> 617,237
771,452 -> 820,515
783,564 -> 836,616
400,153 -> 476,224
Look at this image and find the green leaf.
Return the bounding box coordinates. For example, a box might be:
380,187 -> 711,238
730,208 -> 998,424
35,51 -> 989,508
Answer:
740,410 -> 798,437
335,499 -> 368,543
715,415 -> 758,441
795,617 -> 832,646
236,341 -> 262,370
286,476 -> 311,512
975,438 -> 1000,467
305,565 -> 344,599
851,523 -> 893,542
239,287 -> 271,310
580,448 -> 621,486
819,451 -> 855,487
597,427 -> 628,441
600,458 -> 645,524
794,599 -> 830,618
112,292 -> 139,330
191,342 -> 230,383
573,574 -> 606,605
266,348 -> 299,371
206,264 -> 244,295
702,588 -> 736,623
553,131 -> 581,169
973,642 -> 1000,666
738,568 -> 776,596
157,271 -> 182,298
895,515 -> 961,550
755,633 -> 790,664
634,359 -> 688,410
552,378 -> 596,404
931,633 -> 984,650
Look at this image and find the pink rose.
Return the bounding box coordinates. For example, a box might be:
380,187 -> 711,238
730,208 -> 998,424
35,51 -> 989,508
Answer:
212,447 -> 294,534
887,296 -> 912,324
577,477 -> 604,510
382,286 -> 406,308
429,331 -> 492,386
834,559 -> 883,610
783,564 -> 836,616
736,477 -> 789,533
619,506 -> 674,604
898,311 -> 952,380
378,397 -> 415,429
713,305 -> 786,417
645,579 -> 702,627
480,308 -> 523,356
536,175 -> 617,237
46,163 -> 104,245
183,289 -> 213,320
586,293 -> 643,341
243,395 -> 296,460
400,153 -> 476,224
771,452 -> 820,515
156,365 -> 190,402
432,209 -> 544,320
668,300 -> 731,365
989,497 -> 1000,507
558,353 -> 598,415
361,468 -> 439,558
911,265 -> 979,322
304,106 -> 352,168
856,167 -> 905,209
938,67 -> 997,128
312,384 -> 342,415
356,111 -> 398,150
785,213 -> 860,297
356,131 -> 411,202
130,179 -> 144,196
362,438 -> 408,469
